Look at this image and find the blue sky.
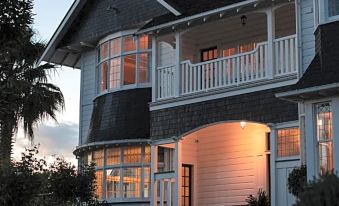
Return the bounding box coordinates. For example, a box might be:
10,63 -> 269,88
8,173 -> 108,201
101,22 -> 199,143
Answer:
13,0 -> 79,165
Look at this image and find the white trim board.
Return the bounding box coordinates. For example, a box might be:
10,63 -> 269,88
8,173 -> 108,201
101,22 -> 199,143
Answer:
157,0 -> 181,16
150,78 -> 298,111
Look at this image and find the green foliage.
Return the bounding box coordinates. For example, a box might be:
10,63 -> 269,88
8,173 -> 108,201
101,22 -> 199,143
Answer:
287,165 -> 307,197
0,0 -> 64,171
295,173 -> 339,206
246,189 -> 270,206
0,147 -> 97,206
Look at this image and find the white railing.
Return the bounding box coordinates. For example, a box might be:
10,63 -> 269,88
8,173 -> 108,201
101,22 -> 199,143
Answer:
155,35 -> 298,100
180,42 -> 268,95
274,35 -> 298,76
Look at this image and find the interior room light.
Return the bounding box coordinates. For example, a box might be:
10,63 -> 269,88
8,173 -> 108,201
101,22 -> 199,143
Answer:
240,121 -> 247,129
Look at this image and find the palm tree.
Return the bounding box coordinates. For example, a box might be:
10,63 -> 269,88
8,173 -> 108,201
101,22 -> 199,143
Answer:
0,0 -> 65,172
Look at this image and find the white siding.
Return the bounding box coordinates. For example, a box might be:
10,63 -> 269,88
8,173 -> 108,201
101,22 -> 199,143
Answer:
158,41 -> 175,67
300,0 -> 316,72
181,123 -> 270,206
79,50 -> 96,145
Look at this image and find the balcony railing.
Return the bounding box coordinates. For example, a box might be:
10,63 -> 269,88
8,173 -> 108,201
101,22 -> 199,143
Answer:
155,35 -> 298,100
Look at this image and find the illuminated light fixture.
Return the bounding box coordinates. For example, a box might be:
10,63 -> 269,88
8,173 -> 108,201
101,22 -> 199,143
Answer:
240,121 -> 247,129
317,119 -> 323,126
241,15 -> 247,26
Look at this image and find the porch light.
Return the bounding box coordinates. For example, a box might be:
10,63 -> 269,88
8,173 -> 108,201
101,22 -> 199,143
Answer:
240,121 -> 247,129
241,15 -> 247,26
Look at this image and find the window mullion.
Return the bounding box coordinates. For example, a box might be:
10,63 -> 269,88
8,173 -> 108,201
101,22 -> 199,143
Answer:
136,36 -> 140,86
120,37 -> 124,89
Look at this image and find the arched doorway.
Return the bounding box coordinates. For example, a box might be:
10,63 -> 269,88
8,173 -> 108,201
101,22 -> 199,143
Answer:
180,121 -> 270,206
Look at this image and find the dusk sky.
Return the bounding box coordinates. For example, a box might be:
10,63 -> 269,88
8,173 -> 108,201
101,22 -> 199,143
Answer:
13,0 -> 79,165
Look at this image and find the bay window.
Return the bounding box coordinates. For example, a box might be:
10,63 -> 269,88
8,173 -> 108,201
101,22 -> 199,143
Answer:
96,33 -> 151,94
315,102 -> 333,175
85,145 -> 151,201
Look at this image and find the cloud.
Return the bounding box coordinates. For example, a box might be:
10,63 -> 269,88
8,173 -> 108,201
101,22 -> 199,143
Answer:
13,122 -> 79,165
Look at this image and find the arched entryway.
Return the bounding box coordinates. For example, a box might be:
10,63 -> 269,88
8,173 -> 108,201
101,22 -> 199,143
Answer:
180,121 -> 270,206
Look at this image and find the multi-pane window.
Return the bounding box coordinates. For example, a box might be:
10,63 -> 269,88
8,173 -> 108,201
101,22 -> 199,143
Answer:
106,148 -> 121,166
84,145 -> 150,201
181,165 -> 192,206
123,167 -> 142,198
96,34 -> 151,94
328,0 -> 339,17
106,169 -> 120,199
277,128 -> 300,157
95,170 -> 104,200
315,102 -> 333,175
201,47 -> 218,62
124,146 -> 142,164
93,149 -> 104,167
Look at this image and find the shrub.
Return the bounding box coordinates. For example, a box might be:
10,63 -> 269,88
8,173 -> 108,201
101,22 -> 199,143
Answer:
287,165 -> 307,197
295,173 -> 339,206
246,189 -> 270,206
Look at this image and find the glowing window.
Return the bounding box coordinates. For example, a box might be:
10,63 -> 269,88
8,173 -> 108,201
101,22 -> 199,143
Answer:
144,145 -> 151,163
124,146 -> 142,164
123,55 -> 136,85
93,149 -> 104,167
95,170 -> 104,200
106,169 -> 120,199
110,58 -> 121,89
277,128 -> 300,157
123,167 -> 142,198
315,102 -> 333,175
201,47 -> 217,62
99,42 -> 109,61
123,36 -> 136,52
139,53 -> 150,83
99,62 -> 108,92
139,35 -> 151,50
106,148 -> 121,166
143,167 -> 151,198
223,47 -> 237,57
110,37 -> 121,56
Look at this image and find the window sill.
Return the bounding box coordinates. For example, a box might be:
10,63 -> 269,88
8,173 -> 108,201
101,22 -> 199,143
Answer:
95,83 -> 151,100
276,156 -> 300,162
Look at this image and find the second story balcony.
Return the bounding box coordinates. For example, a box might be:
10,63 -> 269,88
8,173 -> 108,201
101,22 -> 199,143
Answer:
148,2 -> 299,105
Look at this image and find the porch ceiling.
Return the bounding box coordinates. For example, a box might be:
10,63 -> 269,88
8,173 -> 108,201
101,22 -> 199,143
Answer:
138,0 -> 294,36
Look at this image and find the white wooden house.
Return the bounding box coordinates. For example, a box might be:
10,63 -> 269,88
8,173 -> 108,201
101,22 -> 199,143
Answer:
40,0 -> 339,205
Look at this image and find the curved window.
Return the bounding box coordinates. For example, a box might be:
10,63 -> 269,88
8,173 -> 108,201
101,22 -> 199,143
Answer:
84,145 -> 151,201
97,34 -> 151,94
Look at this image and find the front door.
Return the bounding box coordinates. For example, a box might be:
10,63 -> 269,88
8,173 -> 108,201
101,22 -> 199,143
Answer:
182,164 -> 192,206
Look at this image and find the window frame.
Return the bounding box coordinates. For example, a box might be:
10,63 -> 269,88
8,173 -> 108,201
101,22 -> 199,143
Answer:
315,0 -> 339,26
314,101 -> 334,175
85,145 -> 151,202
276,127 -> 301,159
96,31 -> 152,95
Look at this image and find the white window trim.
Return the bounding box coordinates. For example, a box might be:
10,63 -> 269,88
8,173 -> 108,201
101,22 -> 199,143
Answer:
275,121 -> 301,162
88,145 -> 151,202
96,30 -> 152,95
315,0 -> 339,26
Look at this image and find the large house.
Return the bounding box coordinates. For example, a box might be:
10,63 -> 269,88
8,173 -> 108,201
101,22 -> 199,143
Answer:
40,0 -> 339,205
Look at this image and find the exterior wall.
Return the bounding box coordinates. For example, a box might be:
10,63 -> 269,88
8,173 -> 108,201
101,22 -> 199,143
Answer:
181,123 -> 269,206
87,88 -> 151,143
79,50 -> 96,144
151,87 -> 298,140
300,0 -> 316,72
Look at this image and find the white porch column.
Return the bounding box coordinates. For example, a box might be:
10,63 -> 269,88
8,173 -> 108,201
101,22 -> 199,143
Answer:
266,7 -> 275,79
151,145 -> 158,206
173,141 -> 182,206
269,124 -> 277,206
175,32 -> 182,97
152,36 -> 158,102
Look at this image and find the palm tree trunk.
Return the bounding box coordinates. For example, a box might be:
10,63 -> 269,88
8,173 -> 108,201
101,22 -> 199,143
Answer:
0,117 -> 14,173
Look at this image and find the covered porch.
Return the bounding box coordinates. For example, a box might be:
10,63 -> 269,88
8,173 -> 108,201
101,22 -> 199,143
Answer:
151,2 -> 298,101
150,122 -> 271,206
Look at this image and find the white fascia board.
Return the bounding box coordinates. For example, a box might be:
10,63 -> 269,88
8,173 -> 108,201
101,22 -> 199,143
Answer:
275,82 -> 339,98
38,0 -> 86,65
136,0 -> 258,34
157,0 -> 181,16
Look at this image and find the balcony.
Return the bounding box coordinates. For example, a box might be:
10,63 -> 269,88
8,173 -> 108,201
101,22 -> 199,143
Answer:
156,35 -> 298,100
151,3 -> 299,103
